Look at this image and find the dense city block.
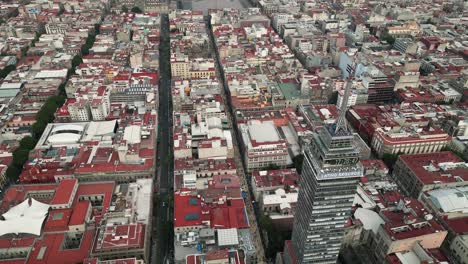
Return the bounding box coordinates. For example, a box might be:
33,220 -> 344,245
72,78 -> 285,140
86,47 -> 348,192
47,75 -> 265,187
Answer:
0,0 -> 467,264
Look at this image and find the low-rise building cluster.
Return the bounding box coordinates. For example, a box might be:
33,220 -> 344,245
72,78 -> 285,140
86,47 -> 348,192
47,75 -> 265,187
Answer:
169,10 -> 257,264
210,8 -> 315,111
343,150 -> 468,264
0,178 -> 154,263
60,12 -> 160,123
0,1 -> 160,264
0,0 -> 109,189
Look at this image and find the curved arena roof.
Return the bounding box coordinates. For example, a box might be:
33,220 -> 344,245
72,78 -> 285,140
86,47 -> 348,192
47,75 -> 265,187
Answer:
51,124 -> 85,134
48,133 -> 81,144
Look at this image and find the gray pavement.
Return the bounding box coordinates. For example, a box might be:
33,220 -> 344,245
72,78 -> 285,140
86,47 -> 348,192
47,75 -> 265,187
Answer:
151,13 -> 174,264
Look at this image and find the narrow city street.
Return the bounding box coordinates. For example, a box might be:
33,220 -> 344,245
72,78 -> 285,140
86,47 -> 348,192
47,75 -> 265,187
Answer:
206,16 -> 267,264
152,13 -> 174,264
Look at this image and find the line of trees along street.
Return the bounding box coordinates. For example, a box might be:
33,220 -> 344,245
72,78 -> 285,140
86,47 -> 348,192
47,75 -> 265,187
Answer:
5,23 -> 100,183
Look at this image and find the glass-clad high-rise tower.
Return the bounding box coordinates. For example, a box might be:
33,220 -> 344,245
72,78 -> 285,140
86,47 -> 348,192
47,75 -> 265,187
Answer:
285,81 -> 363,264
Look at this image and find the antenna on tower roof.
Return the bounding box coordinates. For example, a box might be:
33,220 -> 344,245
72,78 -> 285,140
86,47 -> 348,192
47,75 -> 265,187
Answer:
335,58 -> 357,134
335,80 -> 351,134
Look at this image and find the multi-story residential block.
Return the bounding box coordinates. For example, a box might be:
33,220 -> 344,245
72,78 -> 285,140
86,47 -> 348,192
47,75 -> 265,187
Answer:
386,22 -> 421,37
361,69 -> 395,103
174,158 -> 237,189
337,86 -> 368,107
346,102 -> 452,157
251,169 -> 299,202
393,151 -> 468,198
261,188 -> 298,229
173,189 -> 256,262
420,187 -> 468,222
345,171 -> 452,263
371,126 -> 451,157
360,159 -> 389,179
239,120 -> 289,172
450,235 -> 468,264
170,57 -> 216,79
353,198 -> 447,262
393,38 -> 418,54
69,100 -> 92,121
393,71 -> 420,91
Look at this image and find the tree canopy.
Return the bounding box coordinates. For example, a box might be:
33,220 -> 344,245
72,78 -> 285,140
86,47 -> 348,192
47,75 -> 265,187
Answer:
266,163 -> 280,170
32,95 -> 66,139
13,148 -> 30,167
131,6 -> 143,13
258,215 -> 291,260
5,165 -> 21,182
72,55 -> 83,69
382,153 -> 401,169
381,33 -> 396,45
292,154 -> 304,174
0,65 -> 16,79
19,136 -> 36,150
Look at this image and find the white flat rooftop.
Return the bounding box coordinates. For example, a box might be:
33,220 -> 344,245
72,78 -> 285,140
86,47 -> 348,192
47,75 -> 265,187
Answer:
248,121 -> 279,142
428,187 -> 468,213
124,125 -> 142,144
217,228 -> 239,247
34,69 -> 68,79
354,208 -> 385,235
0,82 -> 22,90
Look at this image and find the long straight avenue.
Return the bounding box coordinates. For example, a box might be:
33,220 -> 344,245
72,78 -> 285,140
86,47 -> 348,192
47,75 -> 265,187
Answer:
153,13 -> 174,264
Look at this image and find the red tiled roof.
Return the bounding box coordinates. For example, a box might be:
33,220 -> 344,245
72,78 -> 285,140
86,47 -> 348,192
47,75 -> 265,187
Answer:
186,255 -> 200,264
174,194 -> 205,227
252,169 -> 299,189
210,202 -> 249,229
69,201 -> 91,226
375,128 -> 451,145
399,151 -> 468,185
0,237 -> 36,249
174,192 -> 249,229
27,230 -> 95,264
139,148 -> 154,158
445,217 -> 468,235
209,174 -> 241,189
73,182 -> 115,224
44,209 -> 73,232
131,72 -> 158,85
74,158 -> 153,174
381,198 -> 446,240
360,159 -> 389,172
0,184 -> 57,213
51,179 -> 77,205
206,249 -> 229,261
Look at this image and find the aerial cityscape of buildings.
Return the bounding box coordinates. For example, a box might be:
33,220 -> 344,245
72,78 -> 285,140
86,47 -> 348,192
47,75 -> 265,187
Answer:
0,0 -> 467,264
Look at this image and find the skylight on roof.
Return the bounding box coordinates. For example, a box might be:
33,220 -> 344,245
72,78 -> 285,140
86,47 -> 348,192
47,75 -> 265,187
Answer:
189,198 -> 198,206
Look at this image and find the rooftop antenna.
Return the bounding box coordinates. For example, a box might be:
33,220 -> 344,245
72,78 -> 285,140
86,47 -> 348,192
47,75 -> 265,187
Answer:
335,57 -> 357,134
